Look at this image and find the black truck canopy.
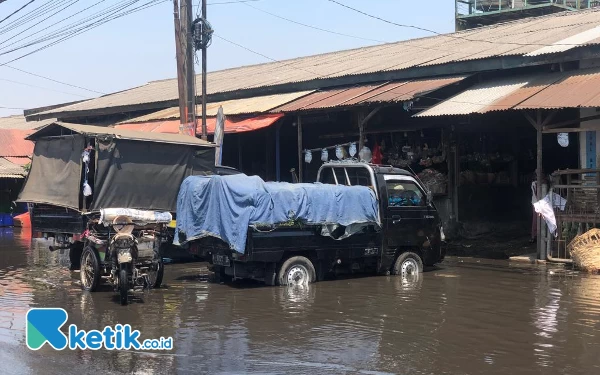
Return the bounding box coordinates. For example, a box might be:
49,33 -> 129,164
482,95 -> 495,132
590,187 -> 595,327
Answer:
18,122 -> 216,212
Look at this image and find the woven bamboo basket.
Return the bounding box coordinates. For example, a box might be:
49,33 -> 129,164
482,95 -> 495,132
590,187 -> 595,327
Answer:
568,228 -> 600,273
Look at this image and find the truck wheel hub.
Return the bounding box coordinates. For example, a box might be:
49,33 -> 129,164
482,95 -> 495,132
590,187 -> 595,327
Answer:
287,265 -> 308,285
401,258 -> 418,275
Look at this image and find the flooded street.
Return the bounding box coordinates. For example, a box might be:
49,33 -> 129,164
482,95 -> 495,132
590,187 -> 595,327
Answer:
1,228 -> 600,375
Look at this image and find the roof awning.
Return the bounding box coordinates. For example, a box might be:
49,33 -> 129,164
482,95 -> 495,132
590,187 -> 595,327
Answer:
118,92 -> 312,124
272,76 -> 467,112
0,129 -> 34,157
415,67 -> 600,117
115,113 -> 283,135
27,122 -> 214,147
0,157 -> 26,179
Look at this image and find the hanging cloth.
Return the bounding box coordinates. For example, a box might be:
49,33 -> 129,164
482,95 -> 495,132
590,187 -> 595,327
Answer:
372,142 -> 383,165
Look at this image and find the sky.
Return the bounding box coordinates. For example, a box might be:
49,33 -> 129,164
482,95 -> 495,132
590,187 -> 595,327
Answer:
0,0 -> 455,118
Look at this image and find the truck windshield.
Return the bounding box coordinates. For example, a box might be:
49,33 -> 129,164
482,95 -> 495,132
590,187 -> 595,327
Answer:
385,178 -> 425,207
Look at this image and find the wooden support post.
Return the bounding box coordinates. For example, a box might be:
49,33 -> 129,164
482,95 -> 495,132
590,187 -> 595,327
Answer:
536,121 -> 543,260
297,116 -> 303,183
357,111 -> 366,151
358,107 -> 381,152
525,109 -> 545,260
276,123 -> 281,182
238,135 -> 243,172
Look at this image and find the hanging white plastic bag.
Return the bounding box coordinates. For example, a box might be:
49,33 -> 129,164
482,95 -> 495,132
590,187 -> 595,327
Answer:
321,149 -> 328,162
349,142 -> 357,157
304,149 -> 312,164
83,181 -> 92,197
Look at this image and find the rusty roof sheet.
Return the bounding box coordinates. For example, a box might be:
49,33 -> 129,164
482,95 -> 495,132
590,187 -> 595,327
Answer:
0,129 -> 34,157
119,91 -> 312,124
0,115 -> 55,130
415,67 -> 600,117
515,68 -> 600,109
33,9 -> 600,119
0,157 -> 26,178
116,114 -> 283,135
274,76 -> 466,111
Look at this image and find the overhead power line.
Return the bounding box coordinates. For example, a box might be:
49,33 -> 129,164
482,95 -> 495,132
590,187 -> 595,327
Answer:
242,2 -> 388,44
326,0 -> 596,48
0,0 -> 36,25
0,77 -> 89,97
4,64 -> 106,94
0,0 -> 168,66
213,33 -> 324,77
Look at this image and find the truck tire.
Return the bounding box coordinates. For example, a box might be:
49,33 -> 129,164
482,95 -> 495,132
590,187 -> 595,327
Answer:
392,251 -> 423,277
277,256 -> 316,286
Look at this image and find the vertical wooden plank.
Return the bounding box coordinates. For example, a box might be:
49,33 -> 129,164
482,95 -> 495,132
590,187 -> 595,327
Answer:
536,118 -> 543,260
454,129 -> 460,223
238,134 -> 243,172
276,123 -> 281,182
265,129 -> 270,181
357,110 -> 366,152
297,116 -> 303,183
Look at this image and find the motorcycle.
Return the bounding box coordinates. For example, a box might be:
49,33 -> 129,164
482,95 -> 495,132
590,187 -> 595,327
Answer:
79,210 -> 169,305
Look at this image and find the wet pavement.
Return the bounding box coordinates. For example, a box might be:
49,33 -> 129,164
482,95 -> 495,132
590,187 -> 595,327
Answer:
1,227 -> 600,375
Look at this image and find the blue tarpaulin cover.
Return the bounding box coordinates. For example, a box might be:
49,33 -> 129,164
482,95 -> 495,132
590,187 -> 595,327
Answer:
174,174 -> 380,253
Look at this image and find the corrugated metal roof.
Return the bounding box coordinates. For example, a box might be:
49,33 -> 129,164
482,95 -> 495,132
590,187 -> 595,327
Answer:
415,67 -> 600,117
0,157 -> 26,178
34,9 -> 600,119
274,76 -> 466,111
0,129 -> 34,157
27,122 -> 215,147
115,114 -> 283,135
516,68 -> 600,109
3,156 -> 30,165
0,115 -> 56,130
119,92 -> 312,124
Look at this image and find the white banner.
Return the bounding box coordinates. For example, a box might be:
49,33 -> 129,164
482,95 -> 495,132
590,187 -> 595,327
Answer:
214,106 -> 225,165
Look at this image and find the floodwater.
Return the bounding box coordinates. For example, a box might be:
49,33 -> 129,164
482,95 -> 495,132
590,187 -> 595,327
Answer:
1,228 -> 600,375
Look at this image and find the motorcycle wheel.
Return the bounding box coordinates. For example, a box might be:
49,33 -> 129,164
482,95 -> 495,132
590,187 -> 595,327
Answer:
148,257 -> 164,288
80,246 -> 101,292
119,265 -> 129,306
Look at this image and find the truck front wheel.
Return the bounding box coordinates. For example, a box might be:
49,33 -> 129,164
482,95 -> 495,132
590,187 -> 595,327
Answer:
277,256 -> 316,286
392,251 -> 423,277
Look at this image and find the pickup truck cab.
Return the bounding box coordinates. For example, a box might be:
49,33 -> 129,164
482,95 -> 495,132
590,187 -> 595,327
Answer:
202,161 -> 445,285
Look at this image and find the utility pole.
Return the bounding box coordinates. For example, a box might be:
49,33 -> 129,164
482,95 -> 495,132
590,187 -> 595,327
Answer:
192,1 -> 212,140
174,0 -> 196,137
200,0 -> 208,141
182,0 -> 196,137
173,0 -> 185,131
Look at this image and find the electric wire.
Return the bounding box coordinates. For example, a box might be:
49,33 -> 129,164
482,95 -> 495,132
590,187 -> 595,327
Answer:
241,2 -> 388,44
0,0 -> 108,50
0,0 -> 167,65
326,0 -> 599,48
0,0 -> 75,36
0,0 -> 138,54
0,77 -> 89,97
0,0 -> 36,25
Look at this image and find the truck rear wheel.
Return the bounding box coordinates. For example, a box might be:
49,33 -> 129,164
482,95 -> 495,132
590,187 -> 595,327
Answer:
392,251 -> 423,277
277,256 -> 316,286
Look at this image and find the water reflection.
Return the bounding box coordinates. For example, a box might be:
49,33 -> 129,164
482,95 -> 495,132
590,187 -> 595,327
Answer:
1,230 -> 600,374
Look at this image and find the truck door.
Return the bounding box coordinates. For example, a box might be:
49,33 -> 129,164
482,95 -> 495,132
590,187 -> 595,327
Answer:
382,175 -> 437,258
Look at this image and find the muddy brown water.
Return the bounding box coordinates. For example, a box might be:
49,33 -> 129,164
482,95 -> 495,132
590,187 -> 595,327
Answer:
1,228 -> 599,375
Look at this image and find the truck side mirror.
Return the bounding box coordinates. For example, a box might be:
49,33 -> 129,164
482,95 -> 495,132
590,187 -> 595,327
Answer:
426,191 -> 433,205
